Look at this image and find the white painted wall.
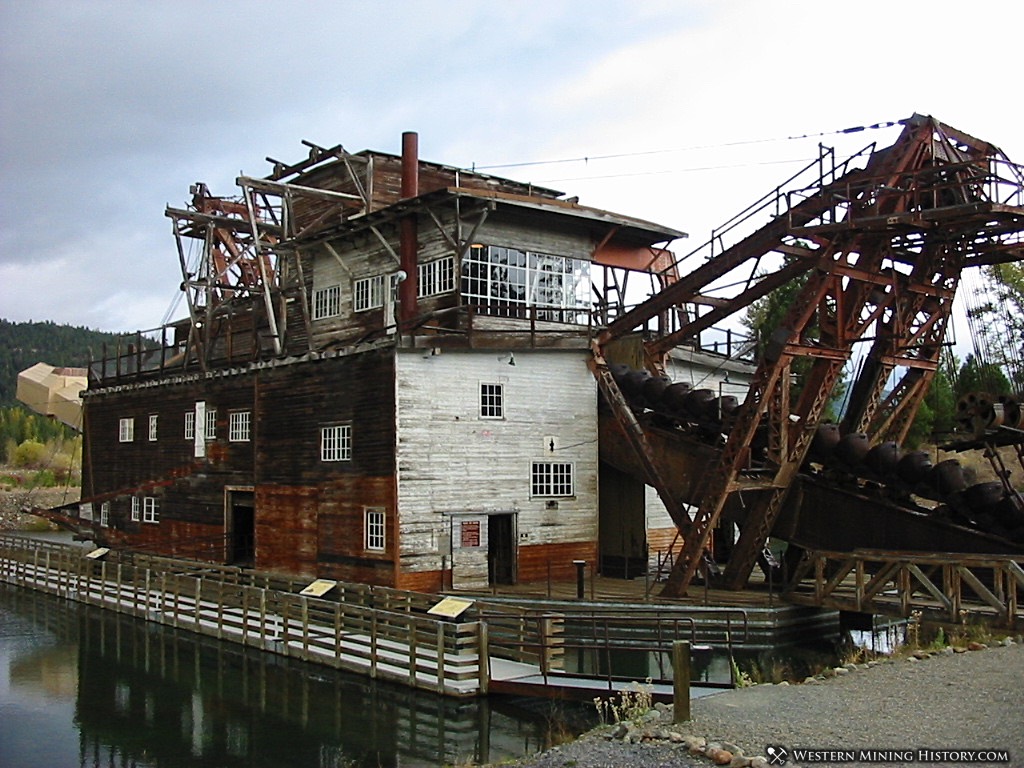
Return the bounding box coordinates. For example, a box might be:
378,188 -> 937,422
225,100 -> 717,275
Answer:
395,348 -> 599,588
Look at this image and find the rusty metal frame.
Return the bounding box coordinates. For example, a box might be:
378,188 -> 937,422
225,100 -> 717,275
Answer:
593,115 -> 1024,596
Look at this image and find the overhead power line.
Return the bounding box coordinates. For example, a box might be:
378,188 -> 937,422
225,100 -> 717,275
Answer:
471,120 -> 903,172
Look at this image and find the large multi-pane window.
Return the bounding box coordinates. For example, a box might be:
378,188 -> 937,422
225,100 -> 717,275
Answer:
321,424 -> 352,462
480,382 -> 504,419
461,245 -> 591,322
205,409 -> 217,439
531,461 -> 574,497
119,417 -> 134,442
148,414 -> 158,442
365,507 -> 385,551
354,275 -> 385,312
184,411 -> 195,440
229,410 -> 251,442
143,497 -> 159,523
418,257 -> 455,298
313,284 -> 341,319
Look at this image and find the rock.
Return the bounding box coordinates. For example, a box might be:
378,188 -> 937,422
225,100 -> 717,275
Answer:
907,655 -> 919,663
610,722 -> 628,740
707,747 -> 734,765
954,646 -> 968,653
729,757 -> 752,768
683,734 -> 706,753
777,680 -> 790,686
722,741 -> 742,755
1000,637 -> 1015,647
640,708 -> 661,724
941,646 -> 954,655
654,701 -> 669,712
833,666 -> 850,675
912,650 -> 931,660
668,731 -> 685,743
803,676 -> 817,684
967,641 -> 987,651
750,758 -> 769,768
867,660 -> 879,667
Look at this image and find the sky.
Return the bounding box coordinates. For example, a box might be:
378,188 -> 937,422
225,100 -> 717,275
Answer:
1,0 -> 1022,337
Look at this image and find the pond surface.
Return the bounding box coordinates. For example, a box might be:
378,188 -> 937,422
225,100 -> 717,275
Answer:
0,584 -> 594,768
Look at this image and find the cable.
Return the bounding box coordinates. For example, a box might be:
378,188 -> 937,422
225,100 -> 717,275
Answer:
471,120 -> 903,172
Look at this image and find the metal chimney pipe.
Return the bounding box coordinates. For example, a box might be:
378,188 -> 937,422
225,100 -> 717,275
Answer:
399,131 -> 419,322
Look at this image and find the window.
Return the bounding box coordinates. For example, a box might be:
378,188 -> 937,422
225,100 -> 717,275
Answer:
364,508 -> 385,551
313,284 -> 341,319
205,408 -> 217,439
119,417 -> 134,442
321,424 -> 352,462
148,414 -> 158,442
480,382 -> 504,419
353,275 -> 385,312
229,410 -> 251,442
184,411 -> 195,440
531,461 -> 574,497
100,502 -> 110,528
79,502 -> 93,521
418,257 -> 455,298
143,497 -> 159,524
461,245 -> 591,322
131,497 -> 140,522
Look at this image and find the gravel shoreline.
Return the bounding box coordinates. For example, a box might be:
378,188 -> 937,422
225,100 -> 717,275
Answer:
504,639 -> 1024,768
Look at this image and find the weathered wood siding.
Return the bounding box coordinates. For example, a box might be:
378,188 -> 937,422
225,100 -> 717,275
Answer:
83,350 -> 399,582
307,215 -> 459,349
395,348 -> 599,589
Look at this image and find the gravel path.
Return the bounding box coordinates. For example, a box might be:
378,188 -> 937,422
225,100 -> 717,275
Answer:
507,641 -> 1024,768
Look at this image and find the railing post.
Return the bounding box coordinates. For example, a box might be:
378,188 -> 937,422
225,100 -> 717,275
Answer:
477,621 -> 490,695
673,640 -> 691,723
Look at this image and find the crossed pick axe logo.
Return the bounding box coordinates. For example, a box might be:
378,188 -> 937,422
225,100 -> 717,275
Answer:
766,745 -> 789,765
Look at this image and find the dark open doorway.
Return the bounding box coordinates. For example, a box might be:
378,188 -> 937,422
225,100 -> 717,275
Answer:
488,514 -> 516,585
227,490 -> 255,566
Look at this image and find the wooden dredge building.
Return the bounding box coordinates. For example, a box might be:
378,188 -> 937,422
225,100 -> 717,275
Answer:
80,132 -> 748,592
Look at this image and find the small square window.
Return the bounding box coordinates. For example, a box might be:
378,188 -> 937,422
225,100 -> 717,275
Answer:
531,461 -> 574,497
119,417 -> 134,442
229,411 -> 251,442
365,507 -> 385,551
313,284 -> 341,320
148,414 -> 158,442
354,275 -> 385,312
184,411 -> 195,440
418,257 -> 455,298
320,424 -> 352,462
143,497 -> 159,524
480,382 -> 504,419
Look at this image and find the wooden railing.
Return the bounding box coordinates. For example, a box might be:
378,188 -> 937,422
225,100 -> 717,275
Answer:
0,536 -> 489,697
785,548 -> 1024,629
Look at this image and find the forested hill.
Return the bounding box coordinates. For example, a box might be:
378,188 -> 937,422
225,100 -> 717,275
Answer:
0,319 -> 124,407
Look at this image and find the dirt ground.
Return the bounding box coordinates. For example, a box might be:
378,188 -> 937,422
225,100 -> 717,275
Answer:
0,467 -> 79,531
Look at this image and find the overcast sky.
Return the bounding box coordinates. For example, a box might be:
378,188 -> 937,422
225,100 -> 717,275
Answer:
2,0 -> 1021,335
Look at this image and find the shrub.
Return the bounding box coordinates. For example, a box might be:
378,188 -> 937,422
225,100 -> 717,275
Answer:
11,440 -> 48,469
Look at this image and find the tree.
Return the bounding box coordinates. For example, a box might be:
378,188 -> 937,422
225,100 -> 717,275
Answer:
965,264 -> 1024,392
742,257 -> 846,419
955,354 -> 1011,398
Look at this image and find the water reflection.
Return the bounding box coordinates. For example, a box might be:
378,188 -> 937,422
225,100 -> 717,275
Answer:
0,585 -> 593,768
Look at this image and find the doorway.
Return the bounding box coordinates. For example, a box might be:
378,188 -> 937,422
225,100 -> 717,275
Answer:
488,514 -> 516,585
226,489 -> 255,566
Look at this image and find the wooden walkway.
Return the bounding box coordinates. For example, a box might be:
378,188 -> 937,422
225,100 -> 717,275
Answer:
0,535 -> 735,702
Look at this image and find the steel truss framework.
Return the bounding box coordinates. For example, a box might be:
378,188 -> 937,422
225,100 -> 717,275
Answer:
595,114 -> 1024,595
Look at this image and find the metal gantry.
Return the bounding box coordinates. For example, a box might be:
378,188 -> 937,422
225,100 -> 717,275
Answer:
595,114 -> 1024,595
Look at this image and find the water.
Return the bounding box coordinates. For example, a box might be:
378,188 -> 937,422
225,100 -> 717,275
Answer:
0,584 -> 594,768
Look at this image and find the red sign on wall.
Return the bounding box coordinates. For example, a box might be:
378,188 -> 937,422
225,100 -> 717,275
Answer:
460,520 -> 481,548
